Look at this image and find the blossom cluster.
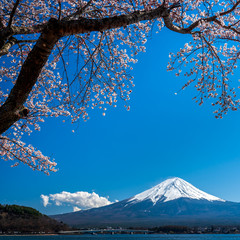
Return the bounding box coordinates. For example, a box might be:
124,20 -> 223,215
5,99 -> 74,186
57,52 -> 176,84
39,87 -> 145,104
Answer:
166,0 -> 240,118
1,0 -> 240,172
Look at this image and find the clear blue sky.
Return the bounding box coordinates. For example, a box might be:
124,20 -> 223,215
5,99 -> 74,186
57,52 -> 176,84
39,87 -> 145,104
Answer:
1,28 -> 240,215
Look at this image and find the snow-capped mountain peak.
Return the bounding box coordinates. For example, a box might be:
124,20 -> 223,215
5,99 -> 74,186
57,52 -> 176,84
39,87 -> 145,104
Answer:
128,177 -> 225,205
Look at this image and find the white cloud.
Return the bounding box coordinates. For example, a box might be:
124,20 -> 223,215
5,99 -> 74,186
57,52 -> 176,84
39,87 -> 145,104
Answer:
41,191 -> 115,211
41,194 -> 49,207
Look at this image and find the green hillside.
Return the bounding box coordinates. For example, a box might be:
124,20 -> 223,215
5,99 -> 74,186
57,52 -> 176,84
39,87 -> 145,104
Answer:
0,204 -> 70,234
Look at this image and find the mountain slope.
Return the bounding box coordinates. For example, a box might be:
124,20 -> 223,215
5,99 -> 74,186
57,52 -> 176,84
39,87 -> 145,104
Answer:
52,178 -> 240,227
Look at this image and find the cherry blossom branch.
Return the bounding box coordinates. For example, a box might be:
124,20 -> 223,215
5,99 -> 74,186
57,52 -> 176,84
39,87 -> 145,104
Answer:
0,136 -> 57,174
163,0 -> 240,34
213,19 -> 240,35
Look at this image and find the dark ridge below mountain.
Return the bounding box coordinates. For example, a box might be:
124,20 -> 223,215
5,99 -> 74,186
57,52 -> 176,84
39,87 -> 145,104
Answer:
0,204 -> 70,234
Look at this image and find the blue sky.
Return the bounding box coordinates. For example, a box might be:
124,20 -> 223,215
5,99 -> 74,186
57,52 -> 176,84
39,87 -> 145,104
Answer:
1,28 -> 240,215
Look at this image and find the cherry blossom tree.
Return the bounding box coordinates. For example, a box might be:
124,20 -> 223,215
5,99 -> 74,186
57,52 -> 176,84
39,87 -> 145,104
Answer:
1,0 -> 240,174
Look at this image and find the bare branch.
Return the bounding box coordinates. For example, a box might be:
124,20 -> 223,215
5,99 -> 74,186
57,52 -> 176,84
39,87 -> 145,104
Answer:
63,0 -> 94,20
8,0 -> 21,27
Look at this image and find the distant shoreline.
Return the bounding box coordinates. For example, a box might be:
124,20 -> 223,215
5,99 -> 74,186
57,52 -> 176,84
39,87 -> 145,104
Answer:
1,233 -> 240,236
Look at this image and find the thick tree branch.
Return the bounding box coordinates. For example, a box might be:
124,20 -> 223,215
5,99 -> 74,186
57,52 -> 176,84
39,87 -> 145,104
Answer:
57,6 -> 167,36
9,5 -> 167,36
0,24 -> 45,52
0,38 -> 37,56
3,1 -> 240,40
0,37 -> 17,56
0,5 -> 167,51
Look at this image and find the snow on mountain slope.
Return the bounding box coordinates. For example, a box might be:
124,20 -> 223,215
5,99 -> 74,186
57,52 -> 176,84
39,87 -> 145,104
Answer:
128,177 -> 225,205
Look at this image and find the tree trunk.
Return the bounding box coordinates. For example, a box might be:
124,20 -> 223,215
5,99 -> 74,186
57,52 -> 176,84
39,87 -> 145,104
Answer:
0,19 -> 60,134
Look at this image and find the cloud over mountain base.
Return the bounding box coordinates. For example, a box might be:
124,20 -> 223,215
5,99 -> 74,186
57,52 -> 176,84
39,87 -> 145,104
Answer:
41,191 -> 114,212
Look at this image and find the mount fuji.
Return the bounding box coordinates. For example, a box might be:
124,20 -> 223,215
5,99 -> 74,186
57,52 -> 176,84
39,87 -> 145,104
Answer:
127,177 -> 224,204
52,178 -> 240,227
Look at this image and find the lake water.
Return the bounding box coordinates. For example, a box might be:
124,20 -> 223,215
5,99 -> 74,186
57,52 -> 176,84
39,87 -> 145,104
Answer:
1,235 -> 240,240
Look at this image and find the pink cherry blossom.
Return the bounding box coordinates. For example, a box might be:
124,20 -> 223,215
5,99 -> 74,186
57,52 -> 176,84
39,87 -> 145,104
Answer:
1,0 -> 240,173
